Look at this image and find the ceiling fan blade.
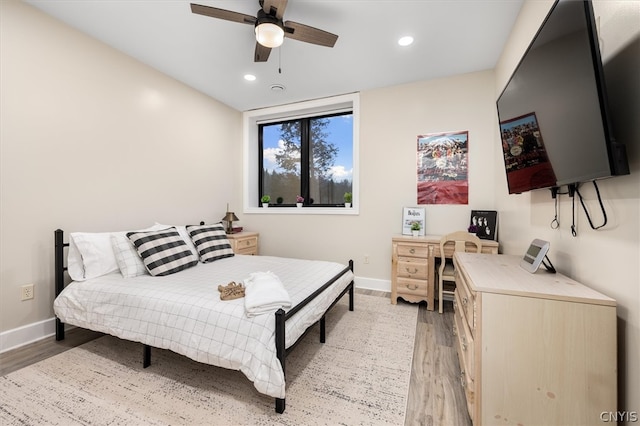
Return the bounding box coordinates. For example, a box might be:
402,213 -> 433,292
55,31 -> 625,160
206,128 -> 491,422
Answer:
254,43 -> 272,62
262,0 -> 288,19
284,21 -> 338,47
190,3 -> 256,25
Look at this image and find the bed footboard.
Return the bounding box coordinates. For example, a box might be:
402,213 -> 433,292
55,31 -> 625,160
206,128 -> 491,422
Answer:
274,260 -> 354,413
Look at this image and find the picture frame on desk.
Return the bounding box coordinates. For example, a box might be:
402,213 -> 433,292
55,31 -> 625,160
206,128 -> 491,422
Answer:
470,210 -> 498,240
402,207 -> 426,236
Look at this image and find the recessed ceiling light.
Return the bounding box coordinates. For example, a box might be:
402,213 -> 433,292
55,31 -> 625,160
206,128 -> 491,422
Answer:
244,74 -> 256,81
398,36 -> 414,47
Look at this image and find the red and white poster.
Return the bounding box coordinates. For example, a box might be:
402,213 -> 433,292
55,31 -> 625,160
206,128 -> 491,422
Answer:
417,131 -> 469,205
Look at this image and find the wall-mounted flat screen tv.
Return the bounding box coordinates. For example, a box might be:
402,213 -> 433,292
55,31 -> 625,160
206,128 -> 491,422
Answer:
497,0 -> 629,194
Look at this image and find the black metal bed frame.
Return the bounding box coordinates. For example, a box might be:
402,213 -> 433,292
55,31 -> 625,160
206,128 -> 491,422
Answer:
53,229 -> 354,414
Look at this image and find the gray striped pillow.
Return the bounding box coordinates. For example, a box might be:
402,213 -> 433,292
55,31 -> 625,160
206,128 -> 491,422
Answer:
126,227 -> 198,276
186,223 -> 234,263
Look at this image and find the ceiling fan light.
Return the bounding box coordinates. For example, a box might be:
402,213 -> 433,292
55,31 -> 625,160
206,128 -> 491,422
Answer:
255,23 -> 284,48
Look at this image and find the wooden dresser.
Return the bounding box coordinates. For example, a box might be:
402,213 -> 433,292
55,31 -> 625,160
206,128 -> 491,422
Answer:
391,235 -> 498,310
453,252 -> 616,425
226,231 -> 259,255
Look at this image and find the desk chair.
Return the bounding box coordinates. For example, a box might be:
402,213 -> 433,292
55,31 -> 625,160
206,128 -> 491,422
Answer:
438,231 -> 483,313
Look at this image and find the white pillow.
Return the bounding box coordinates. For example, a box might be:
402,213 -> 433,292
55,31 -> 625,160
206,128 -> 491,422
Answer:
69,232 -> 118,281
111,234 -> 148,278
67,237 -> 85,281
68,224 -> 165,281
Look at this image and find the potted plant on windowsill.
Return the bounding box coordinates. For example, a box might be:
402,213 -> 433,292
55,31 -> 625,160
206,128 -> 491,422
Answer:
343,192 -> 352,208
411,221 -> 421,237
261,195 -> 270,208
296,195 -> 304,208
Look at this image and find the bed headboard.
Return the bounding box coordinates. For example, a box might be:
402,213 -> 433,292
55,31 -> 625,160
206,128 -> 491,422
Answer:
54,229 -> 68,340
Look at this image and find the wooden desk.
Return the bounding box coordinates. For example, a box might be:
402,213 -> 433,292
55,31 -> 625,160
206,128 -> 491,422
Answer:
391,234 -> 498,310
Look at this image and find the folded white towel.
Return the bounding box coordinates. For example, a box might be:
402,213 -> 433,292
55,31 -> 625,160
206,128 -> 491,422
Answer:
244,271 -> 292,317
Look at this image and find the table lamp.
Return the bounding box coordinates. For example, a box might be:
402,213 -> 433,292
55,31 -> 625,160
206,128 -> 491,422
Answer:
222,204 -> 239,234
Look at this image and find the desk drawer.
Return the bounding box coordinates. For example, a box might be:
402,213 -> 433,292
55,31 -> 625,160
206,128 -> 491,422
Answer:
397,257 -> 428,279
397,243 -> 429,258
396,277 -> 428,297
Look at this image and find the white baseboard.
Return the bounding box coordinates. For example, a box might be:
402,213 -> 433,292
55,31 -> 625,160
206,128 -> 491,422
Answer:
0,275 -> 392,354
0,317 -> 56,354
354,276 -> 391,293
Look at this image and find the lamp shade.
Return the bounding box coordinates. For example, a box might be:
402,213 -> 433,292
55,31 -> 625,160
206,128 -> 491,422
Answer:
222,212 -> 239,222
255,23 -> 284,48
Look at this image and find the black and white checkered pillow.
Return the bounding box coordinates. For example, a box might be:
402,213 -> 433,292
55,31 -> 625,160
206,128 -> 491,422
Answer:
186,223 -> 234,263
126,227 -> 198,276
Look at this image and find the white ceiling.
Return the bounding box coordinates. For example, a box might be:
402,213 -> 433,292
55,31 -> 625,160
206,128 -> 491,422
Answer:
25,0 -> 524,111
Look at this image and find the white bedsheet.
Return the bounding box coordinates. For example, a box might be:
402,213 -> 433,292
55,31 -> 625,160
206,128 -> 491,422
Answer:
53,255 -> 354,399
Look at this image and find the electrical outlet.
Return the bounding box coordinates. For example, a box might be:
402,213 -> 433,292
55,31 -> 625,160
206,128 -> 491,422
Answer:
364,255 -> 370,264
21,284 -> 34,301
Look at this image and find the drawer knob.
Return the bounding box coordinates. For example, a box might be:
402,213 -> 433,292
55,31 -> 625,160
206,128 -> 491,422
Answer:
460,371 -> 466,388
463,297 -> 468,306
405,267 -> 419,274
406,283 -> 418,291
409,248 -> 415,254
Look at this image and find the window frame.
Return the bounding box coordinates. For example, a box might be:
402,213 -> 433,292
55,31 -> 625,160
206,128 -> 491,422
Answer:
243,93 -> 359,215
258,111 -> 353,208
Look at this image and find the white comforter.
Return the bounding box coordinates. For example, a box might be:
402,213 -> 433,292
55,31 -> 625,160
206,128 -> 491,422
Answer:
53,255 -> 354,399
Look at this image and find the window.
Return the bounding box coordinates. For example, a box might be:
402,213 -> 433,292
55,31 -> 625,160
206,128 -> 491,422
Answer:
259,112 -> 353,207
243,93 -> 359,214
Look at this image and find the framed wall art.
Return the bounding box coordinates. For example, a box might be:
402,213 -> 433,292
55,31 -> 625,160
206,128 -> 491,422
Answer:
470,210 -> 498,241
417,131 -> 469,205
402,207 -> 426,236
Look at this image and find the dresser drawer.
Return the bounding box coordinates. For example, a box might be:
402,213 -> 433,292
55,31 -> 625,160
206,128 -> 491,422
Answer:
235,246 -> 257,255
396,243 -> 429,258
396,277 -> 428,297
229,233 -> 259,255
397,257 -> 428,279
454,309 -> 476,423
454,292 -> 475,381
454,268 -> 476,333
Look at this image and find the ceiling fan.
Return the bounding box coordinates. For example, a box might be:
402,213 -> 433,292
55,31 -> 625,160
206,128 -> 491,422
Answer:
190,0 -> 338,62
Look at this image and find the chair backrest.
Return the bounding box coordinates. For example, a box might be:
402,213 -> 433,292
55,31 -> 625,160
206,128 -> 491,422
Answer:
439,230 -> 483,260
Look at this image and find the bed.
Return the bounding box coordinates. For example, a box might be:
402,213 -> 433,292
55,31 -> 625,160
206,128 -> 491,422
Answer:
52,224 -> 354,413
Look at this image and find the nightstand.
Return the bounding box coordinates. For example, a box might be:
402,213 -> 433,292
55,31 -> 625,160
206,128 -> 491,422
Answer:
227,232 -> 259,255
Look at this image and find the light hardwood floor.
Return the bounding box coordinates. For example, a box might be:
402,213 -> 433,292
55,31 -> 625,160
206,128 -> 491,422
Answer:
0,290 -> 471,426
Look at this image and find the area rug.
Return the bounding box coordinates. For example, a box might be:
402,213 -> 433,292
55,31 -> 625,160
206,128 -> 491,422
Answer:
0,294 -> 418,425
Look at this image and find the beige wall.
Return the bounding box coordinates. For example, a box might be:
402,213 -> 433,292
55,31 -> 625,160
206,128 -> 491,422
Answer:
494,0 -> 640,414
0,0 -> 242,336
240,70 -> 499,288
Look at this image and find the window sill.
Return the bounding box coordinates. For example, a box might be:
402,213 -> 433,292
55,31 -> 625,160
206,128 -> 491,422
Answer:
244,206 -> 359,215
